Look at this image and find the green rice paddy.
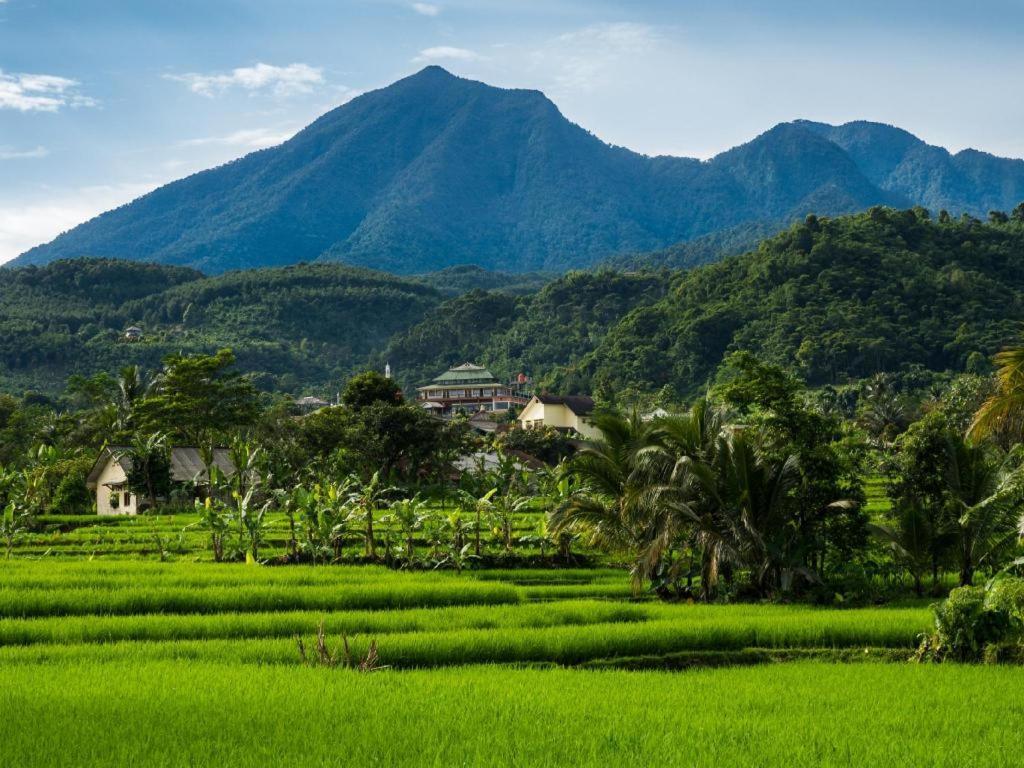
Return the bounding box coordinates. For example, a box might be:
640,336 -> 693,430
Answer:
0,513 -> 1016,766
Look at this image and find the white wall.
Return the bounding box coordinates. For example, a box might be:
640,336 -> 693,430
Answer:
94,458 -> 138,516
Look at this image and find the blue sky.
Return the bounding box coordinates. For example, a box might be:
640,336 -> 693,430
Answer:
2,0 -> 1023,262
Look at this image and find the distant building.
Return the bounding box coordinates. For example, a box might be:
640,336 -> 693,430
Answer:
86,446 -> 236,516
643,407 -> 671,422
123,326 -> 143,341
295,395 -> 329,414
518,394 -> 599,440
417,363 -> 530,415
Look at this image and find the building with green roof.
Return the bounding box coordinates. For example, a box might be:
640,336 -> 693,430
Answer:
417,363 -> 531,414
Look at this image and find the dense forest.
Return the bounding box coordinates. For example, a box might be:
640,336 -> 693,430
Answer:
2,205 -> 1023,403
577,206 -> 1024,401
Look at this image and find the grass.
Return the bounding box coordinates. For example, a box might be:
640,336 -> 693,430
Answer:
2,661 -> 1022,767
0,517 -> 1007,766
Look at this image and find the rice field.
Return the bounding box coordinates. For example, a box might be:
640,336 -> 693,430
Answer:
4,661 -> 1022,767
1,516 -> 1017,766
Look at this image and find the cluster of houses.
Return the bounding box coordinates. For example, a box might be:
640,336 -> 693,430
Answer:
89,361 -> 598,515
415,362 -> 599,440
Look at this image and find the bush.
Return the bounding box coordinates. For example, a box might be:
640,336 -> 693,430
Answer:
919,577 -> 1024,662
496,427 -> 573,465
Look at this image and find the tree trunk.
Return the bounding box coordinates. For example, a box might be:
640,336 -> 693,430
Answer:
475,508 -> 482,557
960,552 -> 974,587
365,508 -> 376,559
700,548 -> 719,601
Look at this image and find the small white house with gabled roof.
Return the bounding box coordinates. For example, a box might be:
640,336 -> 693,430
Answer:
86,446 -> 236,515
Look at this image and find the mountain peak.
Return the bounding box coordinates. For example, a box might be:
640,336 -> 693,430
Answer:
10,69 -> 1024,275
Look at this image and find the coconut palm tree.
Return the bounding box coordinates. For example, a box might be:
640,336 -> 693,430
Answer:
941,435 -> 1022,586
871,500 -> 944,596
969,346 -> 1024,444
548,411 -> 673,593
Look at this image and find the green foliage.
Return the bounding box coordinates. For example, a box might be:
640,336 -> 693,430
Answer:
495,426 -> 573,465
138,350 -> 259,444
341,371 -> 403,410
379,270 -> 670,394
579,208 -> 1024,398
920,577 -> 1024,662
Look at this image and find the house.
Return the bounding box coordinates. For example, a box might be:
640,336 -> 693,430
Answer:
416,363 -> 531,415
518,394 -> 600,440
643,407 -> 671,422
295,395 -> 329,414
86,446 -> 236,515
123,326 -> 143,341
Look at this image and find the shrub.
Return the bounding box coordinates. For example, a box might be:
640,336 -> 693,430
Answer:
918,577 -> 1024,662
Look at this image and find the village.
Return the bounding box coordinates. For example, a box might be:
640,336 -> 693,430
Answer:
86,361 -> 600,516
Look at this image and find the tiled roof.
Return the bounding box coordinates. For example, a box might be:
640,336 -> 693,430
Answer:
536,394 -> 595,416
429,362 -> 500,384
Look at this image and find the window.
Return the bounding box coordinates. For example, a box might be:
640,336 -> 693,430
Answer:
123,492 -> 131,507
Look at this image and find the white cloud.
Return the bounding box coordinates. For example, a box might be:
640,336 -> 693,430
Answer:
411,3 -> 440,16
165,62 -> 325,98
414,46 -> 481,63
0,182 -> 156,263
180,127 -> 296,150
539,23 -> 661,93
0,70 -> 97,112
0,145 -> 48,160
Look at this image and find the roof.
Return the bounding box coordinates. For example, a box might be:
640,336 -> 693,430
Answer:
536,394 -> 595,416
427,362 -> 500,385
170,448 -> 235,483
86,446 -> 237,489
295,396 -> 329,407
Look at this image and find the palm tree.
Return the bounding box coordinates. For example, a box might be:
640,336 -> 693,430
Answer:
871,500 -> 943,596
121,431 -> 169,511
548,411 -> 673,594
114,365 -> 148,434
941,435 -> 1021,586
969,347 -> 1024,444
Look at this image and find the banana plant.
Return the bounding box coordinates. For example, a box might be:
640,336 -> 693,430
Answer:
190,496 -> 233,562
458,487 -> 497,557
489,491 -> 532,551
389,495 -> 429,566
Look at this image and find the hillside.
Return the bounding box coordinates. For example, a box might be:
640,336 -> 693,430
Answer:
12,68 -> 1024,275
0,261 -> 446,395
377,270 -> 670,391
575,207 -> 1024,399
4,207 -> 1024,400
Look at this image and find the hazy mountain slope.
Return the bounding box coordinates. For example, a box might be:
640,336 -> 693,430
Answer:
12,67 -> 1024,275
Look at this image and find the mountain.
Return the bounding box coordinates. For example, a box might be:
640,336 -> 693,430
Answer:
380,209 -> 1024,401
573,208 -> 1024,399
13,67 -> 1024,275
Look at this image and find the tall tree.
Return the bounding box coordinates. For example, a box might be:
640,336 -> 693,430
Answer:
138,350 -> 259,445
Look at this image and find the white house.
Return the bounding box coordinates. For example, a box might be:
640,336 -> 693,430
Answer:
517,394 -> 600,440
86,446 -> 236,515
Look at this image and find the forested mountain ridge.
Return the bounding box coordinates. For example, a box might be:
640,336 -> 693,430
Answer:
11,67 -> 1024,275
0,261 -> 448,394
574,207 -> 1024,400
375,270 -> 671,392
3,207 -> 1024,402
